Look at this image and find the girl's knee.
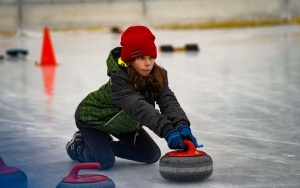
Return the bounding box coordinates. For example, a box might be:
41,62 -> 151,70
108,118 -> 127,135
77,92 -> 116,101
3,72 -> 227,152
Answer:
96,157 -> 115,170
145,148 -> 161,164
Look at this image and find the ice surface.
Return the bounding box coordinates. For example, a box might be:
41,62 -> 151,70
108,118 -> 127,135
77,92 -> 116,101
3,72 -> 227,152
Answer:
1,25 -> 300,188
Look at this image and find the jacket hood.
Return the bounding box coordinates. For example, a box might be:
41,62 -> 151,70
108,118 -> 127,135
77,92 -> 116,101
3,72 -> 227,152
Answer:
106,47 -> 124,76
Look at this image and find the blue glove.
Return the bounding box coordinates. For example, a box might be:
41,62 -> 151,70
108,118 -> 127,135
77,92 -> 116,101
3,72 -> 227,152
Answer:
177,124 -> 199,148
165,129 -> 186,150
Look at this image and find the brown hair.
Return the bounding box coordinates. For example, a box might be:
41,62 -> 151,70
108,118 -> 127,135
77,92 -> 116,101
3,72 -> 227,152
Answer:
126,62 -> 165,96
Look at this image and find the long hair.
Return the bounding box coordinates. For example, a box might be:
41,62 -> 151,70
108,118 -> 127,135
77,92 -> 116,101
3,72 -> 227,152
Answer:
126,62 -> 165,96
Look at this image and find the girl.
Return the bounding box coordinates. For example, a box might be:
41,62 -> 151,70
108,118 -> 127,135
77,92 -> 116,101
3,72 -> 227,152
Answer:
66,25 -> 198,170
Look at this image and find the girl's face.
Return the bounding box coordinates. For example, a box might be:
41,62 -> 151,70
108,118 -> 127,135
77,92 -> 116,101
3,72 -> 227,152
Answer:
131,56 -> 155,77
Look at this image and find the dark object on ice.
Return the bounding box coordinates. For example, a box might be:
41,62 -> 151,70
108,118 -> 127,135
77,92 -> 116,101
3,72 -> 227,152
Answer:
159,44 -> 199,52
0,157 -> 28,188
0,54 -> 5,61
111,26 -> 123,34
6,48 -> 28,57
56,163 -> 115,188
159,140 -> 213,182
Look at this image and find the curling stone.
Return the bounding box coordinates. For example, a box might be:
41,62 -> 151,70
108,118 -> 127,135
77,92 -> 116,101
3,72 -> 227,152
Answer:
159,140 -> 213,182
159,44 -> 199,52
0,157 -> 28,188
6,48 -> 28,57
56,163 -> 115,188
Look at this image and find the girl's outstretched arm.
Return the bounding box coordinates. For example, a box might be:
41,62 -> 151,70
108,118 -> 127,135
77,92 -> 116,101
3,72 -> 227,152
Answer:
110,71 -> 173,138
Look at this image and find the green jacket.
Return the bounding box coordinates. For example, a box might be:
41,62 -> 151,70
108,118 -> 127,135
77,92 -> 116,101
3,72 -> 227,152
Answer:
77,47 -> 190,137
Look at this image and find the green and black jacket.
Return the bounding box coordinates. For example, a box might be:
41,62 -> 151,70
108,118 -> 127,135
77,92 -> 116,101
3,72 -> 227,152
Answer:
77,47 -> 190,138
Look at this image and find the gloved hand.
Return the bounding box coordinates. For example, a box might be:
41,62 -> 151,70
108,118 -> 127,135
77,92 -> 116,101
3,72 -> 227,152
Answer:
165,129 -> 186,150
177,124 -> 199,148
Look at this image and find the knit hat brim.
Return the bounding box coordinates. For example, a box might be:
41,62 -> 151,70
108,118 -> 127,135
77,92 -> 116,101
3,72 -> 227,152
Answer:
121,45 -> 157,62
120,25 -> 157,62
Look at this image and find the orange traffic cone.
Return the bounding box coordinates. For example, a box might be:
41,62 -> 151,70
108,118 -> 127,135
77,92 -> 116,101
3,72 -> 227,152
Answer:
40,27 -> 57,66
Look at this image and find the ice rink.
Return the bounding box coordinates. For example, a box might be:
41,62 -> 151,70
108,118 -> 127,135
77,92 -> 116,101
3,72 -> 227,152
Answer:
1,25 -> 300,188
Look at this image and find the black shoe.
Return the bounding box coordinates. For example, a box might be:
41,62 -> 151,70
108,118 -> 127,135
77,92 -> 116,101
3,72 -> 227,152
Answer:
66,131 -> 84,161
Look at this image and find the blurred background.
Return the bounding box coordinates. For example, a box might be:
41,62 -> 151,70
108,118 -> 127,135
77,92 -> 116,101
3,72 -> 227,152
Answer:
1,0 -> 300,36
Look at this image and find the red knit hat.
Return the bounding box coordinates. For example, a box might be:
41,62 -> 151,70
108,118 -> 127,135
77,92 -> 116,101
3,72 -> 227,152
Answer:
120,25 -> 157,62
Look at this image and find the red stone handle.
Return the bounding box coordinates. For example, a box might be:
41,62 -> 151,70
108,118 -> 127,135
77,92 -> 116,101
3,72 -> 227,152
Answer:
62,163 -> 108,183
183,140 -> 197,153
165,140 -> 206,157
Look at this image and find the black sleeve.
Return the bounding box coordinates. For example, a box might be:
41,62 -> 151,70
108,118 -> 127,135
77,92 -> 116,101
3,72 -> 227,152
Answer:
110,71 -> 174,138
157,70 -> 190,129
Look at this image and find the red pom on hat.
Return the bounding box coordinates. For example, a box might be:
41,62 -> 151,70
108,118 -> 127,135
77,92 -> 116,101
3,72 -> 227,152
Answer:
120,25 -> 157,62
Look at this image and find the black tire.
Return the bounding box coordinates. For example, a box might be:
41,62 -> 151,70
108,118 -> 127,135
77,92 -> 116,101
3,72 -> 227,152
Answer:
6,48 -> 28,57
185,44 -> 199,52
159,45 -> 174,52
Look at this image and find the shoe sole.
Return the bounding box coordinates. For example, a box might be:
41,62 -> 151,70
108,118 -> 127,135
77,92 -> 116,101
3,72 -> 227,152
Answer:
66,132 -> 82,150
66,132 -> 83,160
